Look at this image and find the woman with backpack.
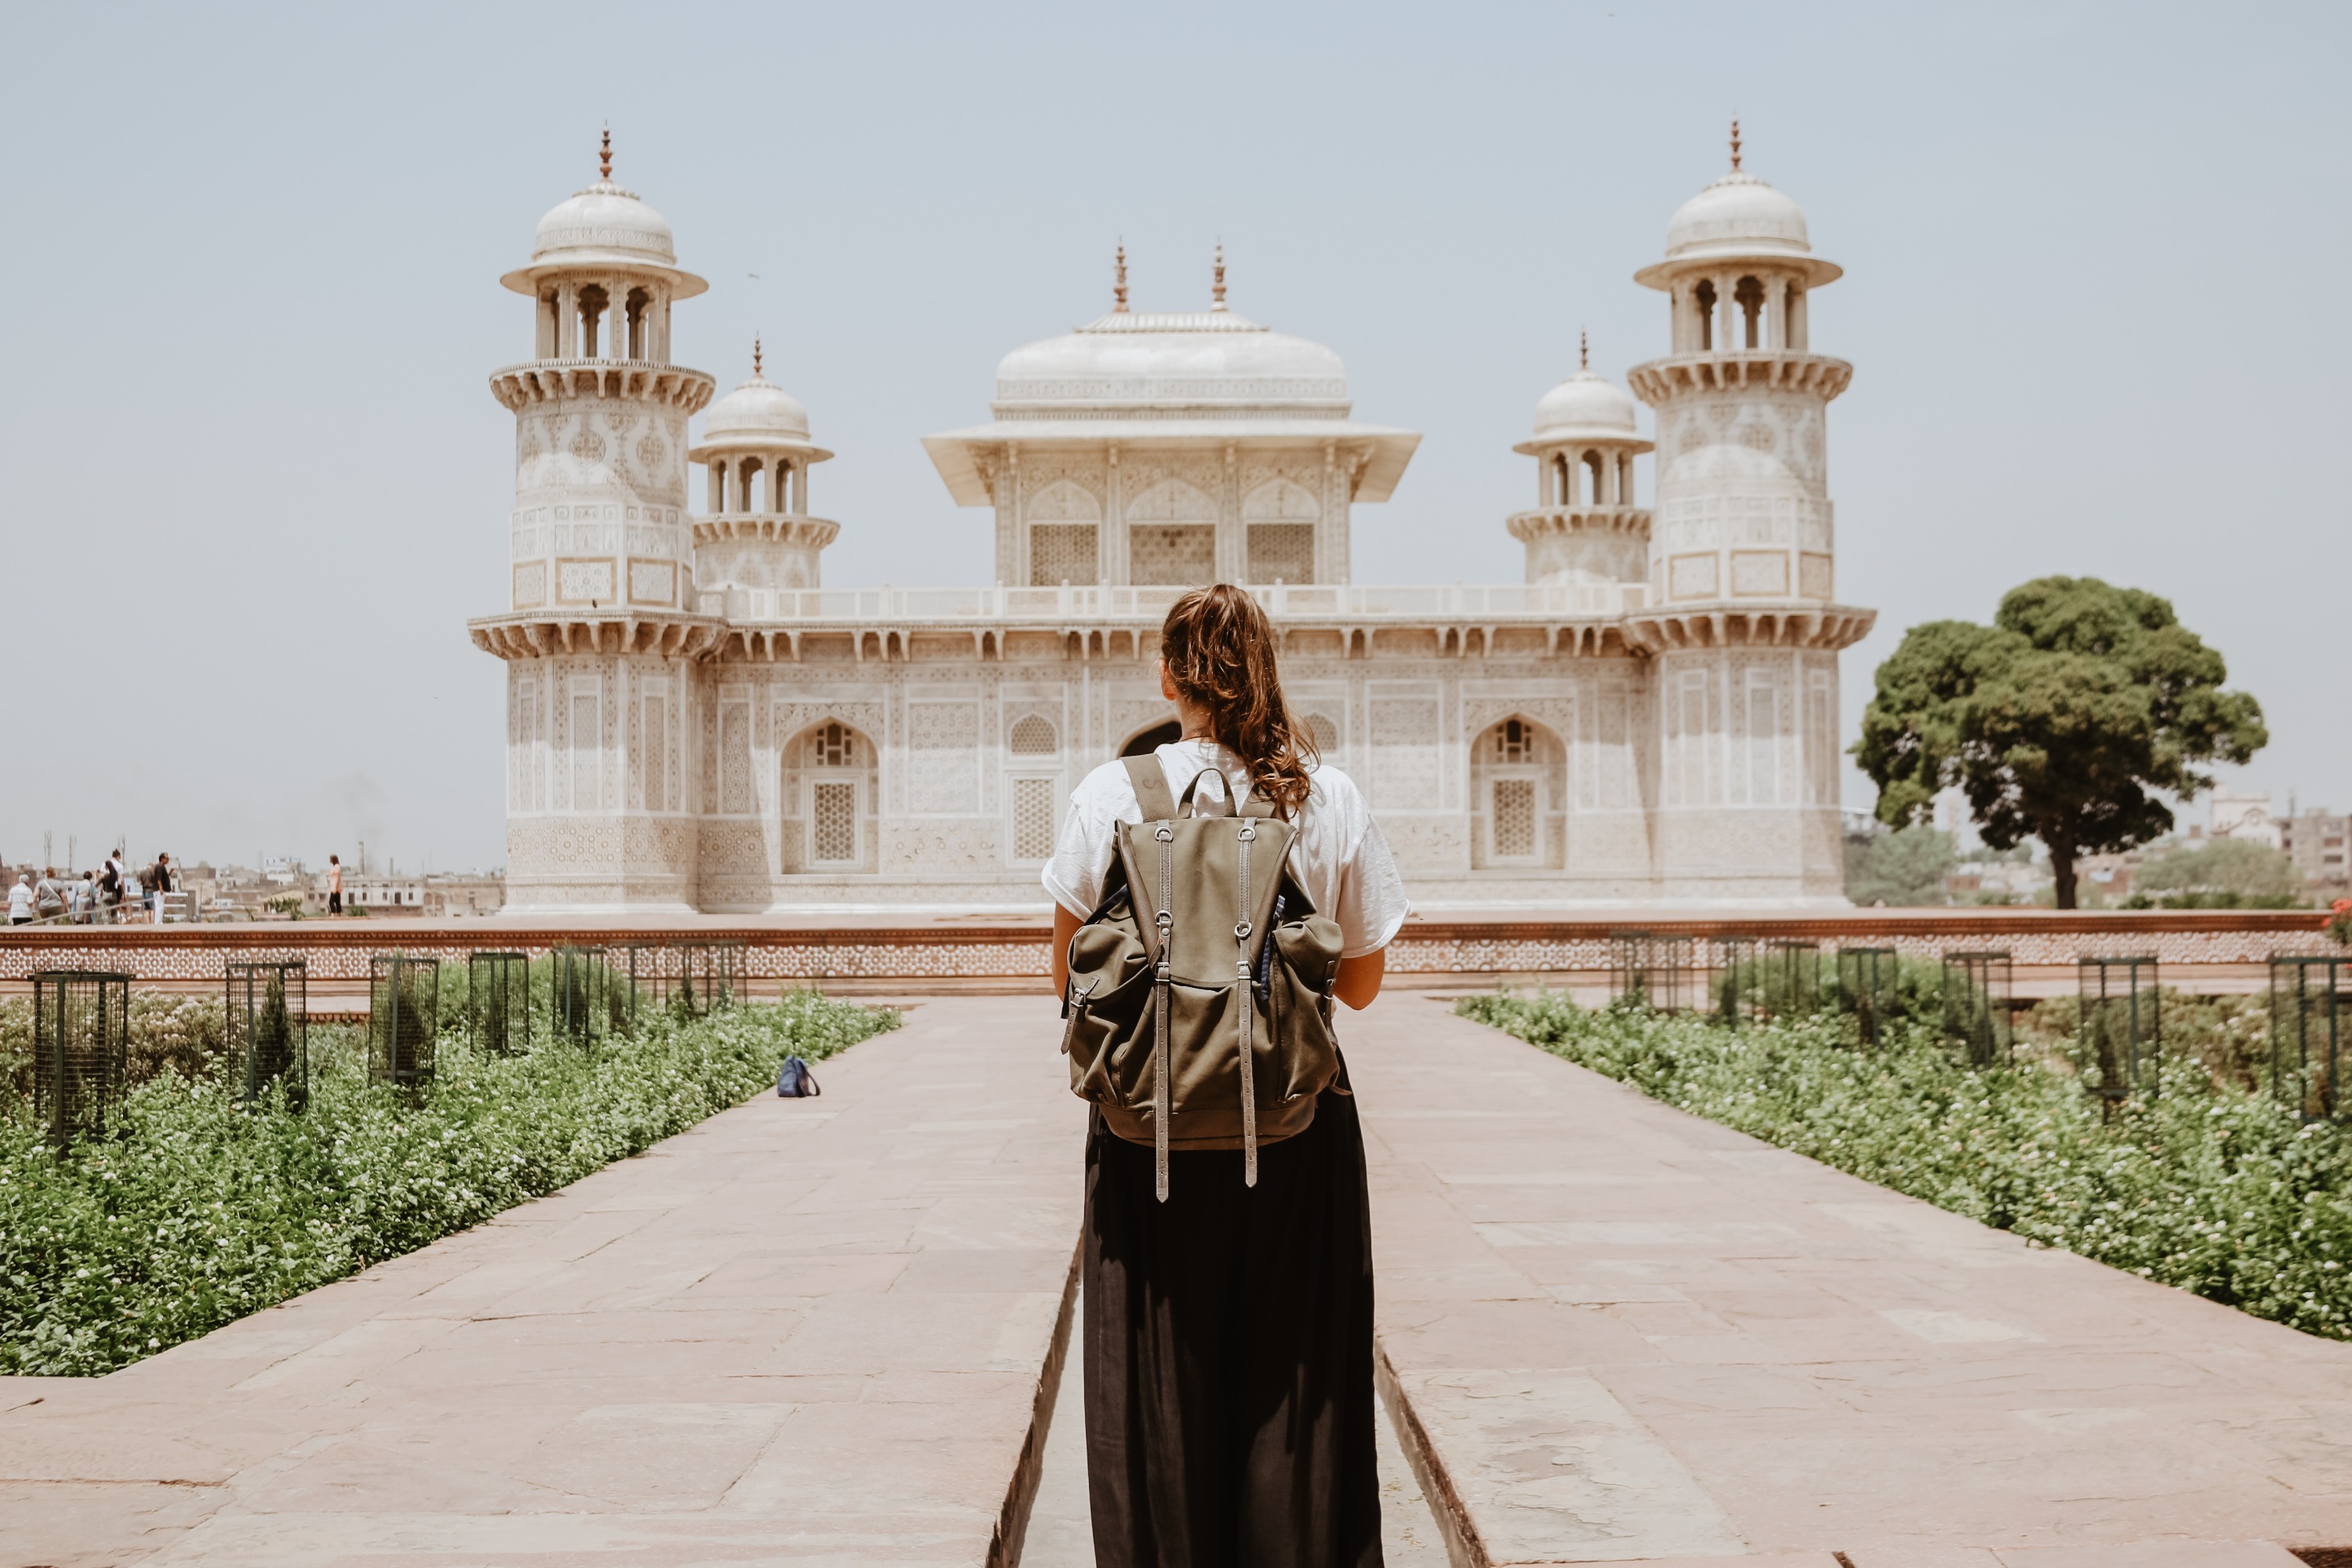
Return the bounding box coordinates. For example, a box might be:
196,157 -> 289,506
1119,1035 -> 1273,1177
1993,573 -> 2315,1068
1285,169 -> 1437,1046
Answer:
1045,583 -> 1409,1568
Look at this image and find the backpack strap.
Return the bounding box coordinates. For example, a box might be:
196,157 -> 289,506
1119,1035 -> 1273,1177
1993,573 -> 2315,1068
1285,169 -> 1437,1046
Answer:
1122,754 -> 1178,822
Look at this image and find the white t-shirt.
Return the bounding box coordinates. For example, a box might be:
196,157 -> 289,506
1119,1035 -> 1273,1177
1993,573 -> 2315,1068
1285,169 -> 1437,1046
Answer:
7,881 -> 31,918
1042,739 -> 1410,959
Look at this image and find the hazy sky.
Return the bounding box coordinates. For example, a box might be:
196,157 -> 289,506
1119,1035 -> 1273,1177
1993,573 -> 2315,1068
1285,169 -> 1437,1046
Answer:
3,2 -> 2343,873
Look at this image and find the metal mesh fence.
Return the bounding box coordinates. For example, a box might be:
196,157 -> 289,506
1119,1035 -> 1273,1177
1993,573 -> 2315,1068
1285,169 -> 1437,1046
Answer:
1834,946 -> 1900,1047
1611,930 -> 1694,1012
33,971 -> 129,1150
2270,956 -> 2350,1122
1942,952 -> 2013,1068
2079,956 -> 2160,1104
225,960 -> 307,1111
368,955 -> 440,1092
1759,939 -> 1821,1021
550,946 -> 615,1044
468,952 -> 532,1056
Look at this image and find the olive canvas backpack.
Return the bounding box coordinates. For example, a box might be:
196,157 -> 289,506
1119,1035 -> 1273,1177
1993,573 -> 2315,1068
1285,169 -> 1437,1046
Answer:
1060,755 -> 1347,1200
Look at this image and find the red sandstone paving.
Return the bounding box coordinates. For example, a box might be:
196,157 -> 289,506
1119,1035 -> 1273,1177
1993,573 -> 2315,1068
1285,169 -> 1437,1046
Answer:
1348,993 -> 2352,1563
11,993 -> 2352,1565
0,996 -> 1087,1566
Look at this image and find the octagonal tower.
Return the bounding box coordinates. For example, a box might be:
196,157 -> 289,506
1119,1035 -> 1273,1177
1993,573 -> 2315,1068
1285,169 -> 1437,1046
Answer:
1624,125 -> 1875,901
469,134 -> 721,912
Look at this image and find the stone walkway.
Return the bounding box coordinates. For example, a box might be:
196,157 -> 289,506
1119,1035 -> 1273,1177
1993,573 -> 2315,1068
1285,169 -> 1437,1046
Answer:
0,997 -> 1087,1566
1349,994 -> 2352,1566
8,992 -> 2352,1566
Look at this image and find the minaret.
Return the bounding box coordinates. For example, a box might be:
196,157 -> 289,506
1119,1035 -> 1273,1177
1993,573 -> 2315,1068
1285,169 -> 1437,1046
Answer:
469,133 -> 720,913
687,339 -> 840,614
1625,125 -> 1875,901
1508,332 -> 1653,593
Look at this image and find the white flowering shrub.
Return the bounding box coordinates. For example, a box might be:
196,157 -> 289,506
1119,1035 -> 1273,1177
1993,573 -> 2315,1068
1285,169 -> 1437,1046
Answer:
0,993 -> 896,1375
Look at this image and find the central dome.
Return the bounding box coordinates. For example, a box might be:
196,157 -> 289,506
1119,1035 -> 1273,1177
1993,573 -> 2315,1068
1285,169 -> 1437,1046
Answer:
992,310 -> 1349,416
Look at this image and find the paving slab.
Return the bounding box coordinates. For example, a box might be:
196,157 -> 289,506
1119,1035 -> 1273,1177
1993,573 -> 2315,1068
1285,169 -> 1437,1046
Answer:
0,996 -> 1087,1566
1348,993 -> 2352,1566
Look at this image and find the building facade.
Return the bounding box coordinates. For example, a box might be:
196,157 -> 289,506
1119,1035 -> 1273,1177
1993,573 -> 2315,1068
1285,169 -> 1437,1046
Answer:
470,134 -> 1874,913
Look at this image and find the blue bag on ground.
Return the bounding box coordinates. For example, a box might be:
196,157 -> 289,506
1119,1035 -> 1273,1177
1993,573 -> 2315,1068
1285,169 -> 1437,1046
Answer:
775,1056 -> 821,1098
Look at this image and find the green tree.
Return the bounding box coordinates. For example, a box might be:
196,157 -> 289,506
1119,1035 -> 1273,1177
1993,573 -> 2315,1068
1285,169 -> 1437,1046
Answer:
1854,576 -> 2266,909
1846,825 -> 1957,906
2134,837 -> 2300,902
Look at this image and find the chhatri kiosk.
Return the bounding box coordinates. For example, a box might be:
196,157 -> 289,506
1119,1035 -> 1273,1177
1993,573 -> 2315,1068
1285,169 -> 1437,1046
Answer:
469,132 -> 1872,913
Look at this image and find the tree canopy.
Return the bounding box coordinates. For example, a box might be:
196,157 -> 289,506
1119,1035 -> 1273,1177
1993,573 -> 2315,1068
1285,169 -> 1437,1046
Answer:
1846,825 -> 1957,907
1853,576 -> 2267,908
2133,837 -> 2300,902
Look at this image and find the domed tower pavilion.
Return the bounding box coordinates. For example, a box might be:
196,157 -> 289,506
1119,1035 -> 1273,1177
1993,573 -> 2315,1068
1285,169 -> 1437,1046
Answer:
1625,124 -> 1875,899
470,133 -> 720,913
689,343 -> 840,615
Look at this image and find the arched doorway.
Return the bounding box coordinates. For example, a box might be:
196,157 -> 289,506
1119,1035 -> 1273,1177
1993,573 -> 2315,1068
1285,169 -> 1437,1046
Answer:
1470,716 -> 1564,869
1120,719 -> 1181,757
781,718 -> 877,873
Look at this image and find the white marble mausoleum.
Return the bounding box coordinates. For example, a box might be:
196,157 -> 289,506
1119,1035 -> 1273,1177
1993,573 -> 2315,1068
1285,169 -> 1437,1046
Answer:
470,130 -> 1874,913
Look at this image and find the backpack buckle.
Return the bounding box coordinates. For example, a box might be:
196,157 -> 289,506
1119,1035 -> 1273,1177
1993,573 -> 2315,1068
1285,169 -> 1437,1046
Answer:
1233,920 -> 1251,941
1155,824 -> 1174,842
1236,822 -> 1257,841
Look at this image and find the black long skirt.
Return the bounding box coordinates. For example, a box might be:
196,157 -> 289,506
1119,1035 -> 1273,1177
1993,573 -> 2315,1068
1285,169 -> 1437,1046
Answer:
1082,1063 -> 1384,1568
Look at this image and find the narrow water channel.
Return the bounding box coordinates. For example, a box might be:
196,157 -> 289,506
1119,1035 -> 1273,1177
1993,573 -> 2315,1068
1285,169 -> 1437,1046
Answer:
1020,1293 -> 1448,1566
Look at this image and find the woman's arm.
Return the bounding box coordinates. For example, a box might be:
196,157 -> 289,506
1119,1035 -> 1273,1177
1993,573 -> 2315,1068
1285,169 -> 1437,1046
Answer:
1334,946 -> 1385,1011
1049,903 -> 1082,996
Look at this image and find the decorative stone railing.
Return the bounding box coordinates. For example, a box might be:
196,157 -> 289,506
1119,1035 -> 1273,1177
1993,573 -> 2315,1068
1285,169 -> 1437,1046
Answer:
693,580 -> 1650,626
2,909 -> 2332,1001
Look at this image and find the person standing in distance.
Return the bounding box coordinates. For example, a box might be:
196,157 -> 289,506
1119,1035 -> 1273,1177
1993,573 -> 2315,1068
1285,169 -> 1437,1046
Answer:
327,854 -> 343,916
1043,583 -> 1409,1568
147,853 -> 173,924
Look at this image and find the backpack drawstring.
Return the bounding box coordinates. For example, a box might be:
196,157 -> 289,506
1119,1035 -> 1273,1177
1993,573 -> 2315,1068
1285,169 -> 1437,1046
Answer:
1152,822 -> 1174,1203
1235,822 -> 1259,1187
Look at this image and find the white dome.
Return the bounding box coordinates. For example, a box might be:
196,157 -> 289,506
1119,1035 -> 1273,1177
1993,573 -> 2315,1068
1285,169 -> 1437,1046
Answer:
1665,172 -> 1812,260
702,374 -> 810,442
1533,371 -> 1639,441
499,148 -> 708,299
993,311 -> 1348,412
532,180 -> 677,267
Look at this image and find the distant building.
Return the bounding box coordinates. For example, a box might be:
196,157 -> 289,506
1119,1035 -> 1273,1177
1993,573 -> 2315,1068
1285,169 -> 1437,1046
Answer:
2280,808 -> 2351,891
2209,789 -> 2281,849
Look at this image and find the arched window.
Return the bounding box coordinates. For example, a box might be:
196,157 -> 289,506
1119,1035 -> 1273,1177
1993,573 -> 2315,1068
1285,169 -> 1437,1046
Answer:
1736,276 -> 1766,350
811,720 -> 855,767
578,285 -> 609,358
1009,714 -> 1058,756
1582,451 -> 1606,506
1552,453 -> 1574,507
1472,717 -> 1560,869
1301,712 -> 1339,756
1693,279 -> 1718,352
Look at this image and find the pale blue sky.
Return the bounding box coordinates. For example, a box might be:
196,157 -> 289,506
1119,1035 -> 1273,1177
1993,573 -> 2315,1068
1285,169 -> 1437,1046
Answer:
2,2 -> 2343,873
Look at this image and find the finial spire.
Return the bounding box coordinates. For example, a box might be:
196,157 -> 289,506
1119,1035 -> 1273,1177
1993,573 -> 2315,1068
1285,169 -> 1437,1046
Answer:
753,336 -> 763,378
1113,241 -> 1129,314
1729,118 -> 1742,172
1580,328 -> 1589,372
600,124 -> 613,181
1211,239 -> 1227,310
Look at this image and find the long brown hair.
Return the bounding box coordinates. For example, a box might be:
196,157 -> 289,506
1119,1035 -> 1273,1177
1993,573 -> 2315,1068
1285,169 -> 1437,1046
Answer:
1159,584 -> 1316,818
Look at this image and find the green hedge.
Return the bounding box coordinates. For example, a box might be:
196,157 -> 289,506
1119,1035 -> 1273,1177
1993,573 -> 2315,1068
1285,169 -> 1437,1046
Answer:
1458,993 -> 2352,1341
0,993 -> 896,1376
